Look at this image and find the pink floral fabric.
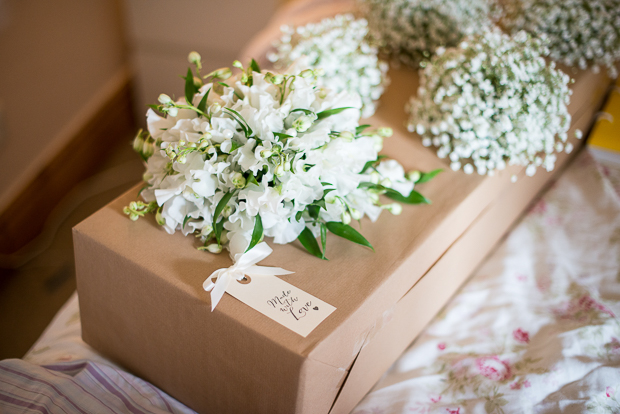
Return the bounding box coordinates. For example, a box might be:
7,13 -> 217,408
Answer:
353,150 -> 620,414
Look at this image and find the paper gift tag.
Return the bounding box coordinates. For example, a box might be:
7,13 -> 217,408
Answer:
226,275 -> 336,337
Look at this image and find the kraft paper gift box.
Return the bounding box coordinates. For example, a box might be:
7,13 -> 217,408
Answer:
74,66 -> 612,414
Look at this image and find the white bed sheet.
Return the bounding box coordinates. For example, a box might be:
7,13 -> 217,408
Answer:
18,149 -> 620,413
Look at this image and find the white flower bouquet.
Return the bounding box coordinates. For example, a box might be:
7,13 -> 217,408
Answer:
125,53 -> 438,264
268,14 -> 389,118
359,0 -> 495,66
407,28 -> 575,178
503,0 -> 620,78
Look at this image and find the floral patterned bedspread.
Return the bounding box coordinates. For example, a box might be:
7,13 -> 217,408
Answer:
353,150 -> 620,414
14,149 -> 620,414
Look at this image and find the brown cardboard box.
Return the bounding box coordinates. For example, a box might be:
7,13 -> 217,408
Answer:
74,66 -> 611,414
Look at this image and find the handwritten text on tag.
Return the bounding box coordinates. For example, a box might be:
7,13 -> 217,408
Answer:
226,275 -> 336,337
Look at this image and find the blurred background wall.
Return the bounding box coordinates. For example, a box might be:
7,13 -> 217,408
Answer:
0,0 -> 127,215
124,0 -> 277,117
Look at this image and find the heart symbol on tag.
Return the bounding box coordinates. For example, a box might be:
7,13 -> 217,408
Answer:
313,306 -> 319,311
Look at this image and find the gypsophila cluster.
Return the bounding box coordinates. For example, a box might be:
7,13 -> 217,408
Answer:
268,14 -> 389,118
359,0 -> 495,66
503,0 -> 620,78
407,28 -> 575,178
126,53 -> 437,259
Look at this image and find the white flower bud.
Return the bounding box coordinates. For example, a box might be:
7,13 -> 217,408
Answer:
178,154 -> 187,164
370,171 -> 381,184
575,129 -> 583,139
167,107 -> 178,117
155,209 -> 166,226
232,172 -> 246,188
158,94 -> 173,104
222,205 -> 233,218
133,135 -> 145,153
380,178 -> 392,187
200,225 -> 213,237
142,141 -> 154,158
205,243 -> 222,254
318,88 -> 328,99
407,170 -> 421,182
377,127 -> 393,137
209,102 -> 222,114
341,212 -> 352,225
386,203 -> 402,215
293,115 -> 314,132
188,51 -> 201,66
275,164 -> 285,177
350,208 -> 362,220
300,69 -> 314,78
232,60 -> 243,69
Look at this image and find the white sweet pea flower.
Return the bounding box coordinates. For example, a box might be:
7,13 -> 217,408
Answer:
126,56 -> 435,260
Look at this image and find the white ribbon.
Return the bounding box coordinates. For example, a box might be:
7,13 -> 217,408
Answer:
203,242 -> 294,311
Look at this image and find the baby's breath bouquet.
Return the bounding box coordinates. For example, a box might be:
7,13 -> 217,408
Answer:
125,53 -> 436,264
359,0 -> 495,66
408,28 -> 575,178
503,0 -> 620,78
268,14 -> 389,118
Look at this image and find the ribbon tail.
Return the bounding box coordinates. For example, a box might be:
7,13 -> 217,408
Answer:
246,265 -> 294,276
207,271 -> 231,312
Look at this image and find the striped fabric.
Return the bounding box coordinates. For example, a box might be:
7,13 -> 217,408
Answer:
0,359 -> 196,414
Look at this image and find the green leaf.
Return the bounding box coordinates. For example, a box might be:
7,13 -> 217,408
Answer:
137,185 -> 150,197
362,154 -> 388,172
320,223 -> 327,259
197,87 -> 210,113
223,107 -> 253,137
298,227 -> 325,260
147,104 -> 161,112
185,67 -> 197,105
308,205 -> 320,219
247,174 -> 259,186
229,141 -> 242,152
417,168 -> 443,184
213,191 -> 234,243
183,215 -> 191,229
250,58 -> 261,73
312,199 -> 326,210
218,81 -> 230,88
295,210 -> 303,222
290,108 -> 315,116
273,132 -> 293,139
326,222 -> 373,250
316,107 -> 354,120
359,182 -> 431,205
385,188 -> 431,205
355,124 -> 371,135
245,214 -> 263,252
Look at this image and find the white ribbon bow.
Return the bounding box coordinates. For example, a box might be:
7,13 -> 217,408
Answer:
203,242 -> 294,311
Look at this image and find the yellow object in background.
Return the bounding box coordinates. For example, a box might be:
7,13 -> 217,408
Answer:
589,77 -> 620,165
